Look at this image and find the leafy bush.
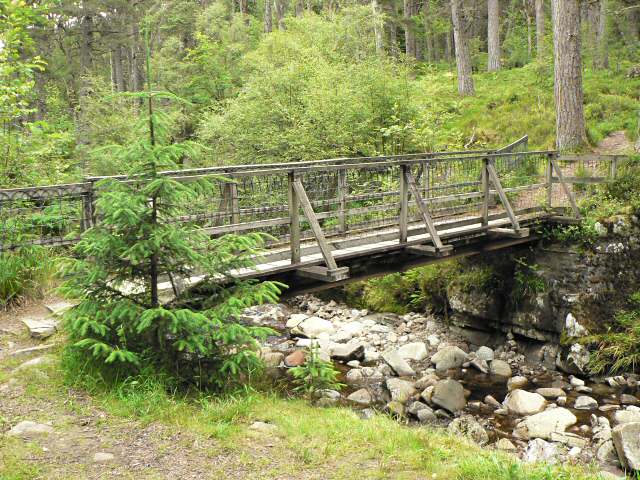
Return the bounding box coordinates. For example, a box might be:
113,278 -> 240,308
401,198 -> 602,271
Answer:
511,257 -> 546,305
290,346 -> 344,397
0,246 -> 55,309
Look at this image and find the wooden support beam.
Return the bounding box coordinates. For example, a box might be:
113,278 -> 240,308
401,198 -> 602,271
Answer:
550,158 -> 581,219
406,244 -> 454,257
292,178 -> 343,273
487,227 -> 530,239
229,181 -> 240,226
486,162 -> 521,230
545,154 -> 553,209
296,265 -> 350,282
404,168 -> 446,250
288,172 -> 301,264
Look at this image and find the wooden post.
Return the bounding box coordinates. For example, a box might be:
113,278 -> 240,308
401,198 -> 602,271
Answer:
486,160 -> 521,230
399,164 -> 409,244
545,153 -> 553,209
337,168 -> 347,234
481,158 -> 489,227
229,180 -> 240,226
405,168 -> 446,250
81,182 -> 94,232
288,172 -> 301,264
610,155 -> 619,180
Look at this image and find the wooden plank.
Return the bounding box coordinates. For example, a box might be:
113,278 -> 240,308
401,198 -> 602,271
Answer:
406,244 -> 454,257
550,177 -> 608,184
550,158 -> 581,219
547,216 -> 582,225
292,179 -> 339,270
288,173 -> 301,264
486,162 -> 520,230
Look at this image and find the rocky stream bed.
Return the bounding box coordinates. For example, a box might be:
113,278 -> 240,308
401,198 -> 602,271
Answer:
244,295 -> 640,478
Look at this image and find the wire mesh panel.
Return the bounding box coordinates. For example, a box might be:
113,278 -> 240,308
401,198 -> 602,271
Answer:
491,152 -> 549,214
0,184 -> 89,251
550,156 -> 613,212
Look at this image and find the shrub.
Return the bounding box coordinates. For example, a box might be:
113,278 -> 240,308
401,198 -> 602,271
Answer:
289,346 -> 344,398
0,246 -> 55,309
511,257 -> 546,305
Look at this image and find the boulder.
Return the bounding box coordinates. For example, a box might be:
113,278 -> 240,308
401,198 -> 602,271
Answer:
286,313 -> 309,329
8,421 -> 54,439
21,318 -> 57,340
417,407 -> 437,424
489,359 -> 512,377
386,378 -> 417,403
524,438 -> 558,464
93,452 -> 115,463
565,313 -> 587,337
386,401 -> 405,417
503,389 -> 547,416
447,415 -> 489,445
293,316 -> 335,338
495,438 -> 517,451
556,343 -> 590,375
262,352 -> 284,368
345,369 -> 364,386
348,388 -> 373,406
383,351 -> 416,377
613,422 -> 640,471
575,396 -> 598,410
414,373 -> 439,390
614,409 -> 640,426
621,394 -> 640,406
431,379 -> 466,414
431,346 -> 467,371
596,440 -> 620,465
513,407 -> 577,440
330,342 -> 365,362
284,350 -> 305,367
396,342 -> 428,362
507,376 -> 529,391
407,401 -> 430,416
535,388 -> 566,399
476,346 -> 495,362
470,358 -> 489,374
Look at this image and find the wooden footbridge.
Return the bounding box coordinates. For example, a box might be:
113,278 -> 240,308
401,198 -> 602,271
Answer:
0,136 -> 629,293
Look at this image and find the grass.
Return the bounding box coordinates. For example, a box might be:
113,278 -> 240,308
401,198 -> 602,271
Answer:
0,347 -> 609,480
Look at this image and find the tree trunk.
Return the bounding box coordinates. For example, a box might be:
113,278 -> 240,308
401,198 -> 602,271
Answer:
372,0 -> 384,54
523,0 -> 532,60
487,0 -> 501,71
595,0 -> 609,69
423,0 -> 435,62
445,28 -> 452,62
404,0 -> 417,58
451,0 -> 475,95
535,0 -> 545,58
77,11 -> 94,174
130,23 -> 144,92
552,0 -> 586,151
386,1 -> 400,58
265,0 -> 273,32
275,0 -> 287,30
112,46 -> 126,92
295,0 -> 304,16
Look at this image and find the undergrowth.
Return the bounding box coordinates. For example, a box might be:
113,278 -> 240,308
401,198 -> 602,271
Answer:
0,246 -> 56,309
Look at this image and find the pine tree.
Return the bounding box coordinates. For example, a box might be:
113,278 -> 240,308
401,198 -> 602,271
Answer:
60,33 -> 283,388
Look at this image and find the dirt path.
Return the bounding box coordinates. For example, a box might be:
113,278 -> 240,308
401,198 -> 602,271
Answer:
0,298 -> 301,480
594,130 -> 635,155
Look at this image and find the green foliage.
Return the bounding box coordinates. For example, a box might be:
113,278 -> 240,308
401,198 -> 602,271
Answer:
0,246 -> 56,309
289,345 -> 344,398
582,292 -> 640,375
511,257 -> 546,305
60,48 -> 283,389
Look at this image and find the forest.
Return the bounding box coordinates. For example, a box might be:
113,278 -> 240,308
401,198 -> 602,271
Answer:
2,0 -> 640,479
1,0 -> 639,189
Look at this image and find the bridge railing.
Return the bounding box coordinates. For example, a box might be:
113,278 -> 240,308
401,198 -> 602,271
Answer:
0,138 -> 631,261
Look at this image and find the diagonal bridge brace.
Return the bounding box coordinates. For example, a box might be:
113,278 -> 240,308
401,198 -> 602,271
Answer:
291,178 -> 349,282
402,167 -> 453,257
485,161 -> 530,239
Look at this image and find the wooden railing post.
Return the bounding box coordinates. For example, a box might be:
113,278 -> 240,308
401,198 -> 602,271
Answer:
610,155 -> 619,180
545,153 -> 554,209
288,171 -> 301,264
399,164 -> 409,244
337,168 -> 347,234
80,179 -> 95,233
229,180 -> 240,226
480,157 -> 489,227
